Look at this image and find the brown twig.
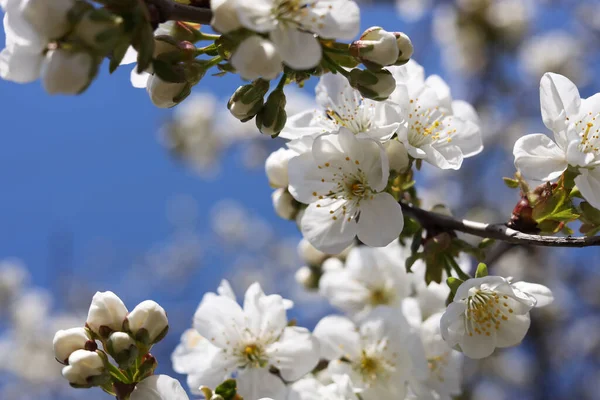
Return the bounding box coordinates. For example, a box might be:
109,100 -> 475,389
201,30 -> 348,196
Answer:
145,0 -> 213,25
400,202 -> 600,248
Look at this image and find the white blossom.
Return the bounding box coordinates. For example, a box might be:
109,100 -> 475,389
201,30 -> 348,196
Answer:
130,375 -> 189,400
440,276 -> 553,359
280,73 -> 403,143
61,350 -> 105,386
389,60 -> 483,169
173,280 -> 319,399
41,49 -> 94,95
272,188 -> 299,220
289,374 -> 360,400
86,291 -> 128,337
125,300 -> 169,344
513,72 -> 600,209
146,75 -> 189,109
52,327 -> 91,364
314,308 -> 428,400
319,240 -> 410,317
351,27 -> 399,67
288,129 -> 403,253
235,0 -> 360,70
231,36 -> 284,81
210,0 -> 242,34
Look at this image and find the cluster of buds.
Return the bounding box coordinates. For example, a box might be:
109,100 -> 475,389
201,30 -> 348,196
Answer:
53,291 -> 168,396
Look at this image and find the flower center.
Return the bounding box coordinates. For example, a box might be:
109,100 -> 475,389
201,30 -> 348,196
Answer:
326,103 -> 374,135
428,352 -> 450,383
465,290 -> 514,337
573,112 -> 600,154
240,343 -> 268,368
408,98 -> 455,147
354,348 -> 396,385
369,287 -> 394,306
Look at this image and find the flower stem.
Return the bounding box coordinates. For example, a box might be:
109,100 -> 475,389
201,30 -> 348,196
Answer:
322,51 -> 350,78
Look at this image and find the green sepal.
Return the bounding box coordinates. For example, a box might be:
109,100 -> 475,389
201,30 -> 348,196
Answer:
475,262 -> 488,278
215,379 -> 238,400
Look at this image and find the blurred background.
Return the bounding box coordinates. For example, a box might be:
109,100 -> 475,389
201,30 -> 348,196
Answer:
0,0 -> 599,399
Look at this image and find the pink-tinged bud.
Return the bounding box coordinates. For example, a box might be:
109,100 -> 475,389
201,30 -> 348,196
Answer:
350,26 -> 399,67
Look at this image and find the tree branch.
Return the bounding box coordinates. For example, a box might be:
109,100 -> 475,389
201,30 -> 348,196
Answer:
145,0 -> 213,25
400,202 -> 600,248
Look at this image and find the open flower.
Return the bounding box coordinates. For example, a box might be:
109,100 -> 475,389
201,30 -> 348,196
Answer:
234,0 -> 360,70
314,307 -> 428,400
389,60 -> 483,170
280,73 -> 403,142
131,375 -> 189,400
319,240 -> 410,317
440,276 -> 553,359
289,374 -> 360,400
513,72 -> 600,208
288,129 -> 403,253
174,280 -> 319,399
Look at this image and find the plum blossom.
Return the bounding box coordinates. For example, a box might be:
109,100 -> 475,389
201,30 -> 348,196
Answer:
233,0 -> 360,70
280,73 -> 403,143
314,308 -> 428,400
173,280 -> 319,399
319,240 -> 410,317
288,129 -> 404,253
440,276 -> 553,359
513,72 -> 600,209
389,60 -> 483,169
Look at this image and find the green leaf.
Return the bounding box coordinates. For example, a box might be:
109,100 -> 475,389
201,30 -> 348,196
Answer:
475,262 -> 488,278
550,208 -> 580,222
215,379 -> 238,400
405,253 -> 421,273
410,229 -> 423,254
503,177 -> 520,188
581,202 -> 600,224
446,277 -> 463,297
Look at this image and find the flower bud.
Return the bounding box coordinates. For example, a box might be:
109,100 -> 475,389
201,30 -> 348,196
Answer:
137,353 -> 158,380
228,79 -> 270,122
272,188 -> 299,220
297,238 -> 328,266
42,49 -> 95,95
255,88 -> 287,137
73,9 -> 122,50
393,32 -> 413,65
384,139 -> 410,173
210,0 -> 242,34
53,327 -> 93,364
86,291 -> 128,338
231,36 -> 283,81
147,75 -> 191,108
61,350 -> 107,387
124,300 -> 169,345
265,148 -> 294,188
349,68 -> 396,101
20,0 -> 74,39
295,266 -> 320,290
350,27 -> 399,67
106,332 -> 138,368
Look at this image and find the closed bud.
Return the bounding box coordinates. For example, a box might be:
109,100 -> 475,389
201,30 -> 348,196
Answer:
86,291 -> 128,338
256,88 -> 287,137
228,79 -> 270,122
61,350 -> 108,387
42,49 -> 95,95
73,9 -> 122,50
384,139 -> 410,173
393,32 -> 413,65
265,148 -> 294,188
349,68 -> 396,101
231,36 -> 283,81
350,27 -> 399,67
272,188 -> 299,220
147,75 -> 191,108
106,332 -> 138,368
53,327 -> 93,364
20,0 -> 74,39
124,300 -> 169,345
211,0 -> 242,34
137,353 -> 158,380
295,266 -> 319,291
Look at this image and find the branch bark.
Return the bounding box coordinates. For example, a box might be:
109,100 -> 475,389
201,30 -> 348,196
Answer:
400,202 -> 600,248
145,0 -> 213,25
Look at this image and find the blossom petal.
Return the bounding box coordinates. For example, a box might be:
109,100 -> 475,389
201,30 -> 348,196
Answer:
265,326 -> 319,381
236,367 -> 288,400
271,26 -> 322,70
130,68 -> 150,89
303,0 -> 360,40
183,345 -> 236,394
235,0 -> 277,32
440,302 -> 466,348
313,315 -> 361,360
459,328 -> 497,359
513,134 -> 568,181
0,46 -> 42,83
575,168 -> 600,210
243,282 -> 287,341
540,72 -> 581,136
287,152 -> 337,204
356,193 -> 404,247
495,313 -> 530,348
193,294 -> 245,349
423,143 -> 464,170
511,282 -> 554,308
450,118 -> 483,158
300,200 -> 358,254
279,109 -> 329,140
131,375 -> 189,400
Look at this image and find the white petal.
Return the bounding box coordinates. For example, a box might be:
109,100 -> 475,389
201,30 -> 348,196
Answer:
540,72 -> 581,134
356,193 -> 404,248
575,168 -> 600,210
193,294 -> 245,349
513,134 -> 568,181
439,302 -> 466,348
424,74 -> 452,109
300,200 -> 358,254
424,143 -> 464,170
120,46 -> 138,65
279,109 -> 329,140
236,367 -> 288,400
495,313 -> 530,348
287,152 -> 337,204
131,375 -> 189,400
243,282 -> 287,340
271,26 -> 322,70
235,0 -> 277,32
459,328 -> 497,359
313,315 -> 361,360
181,346 -> 236,394
130,68 -> 150,89
319,268 -> 371,315
265,326 -> 319,381
0,45 -> 42,83
450,118 -> 483,158
511,281 -> 554,308
217,279 -> 237,301
303,0 -> 360,40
